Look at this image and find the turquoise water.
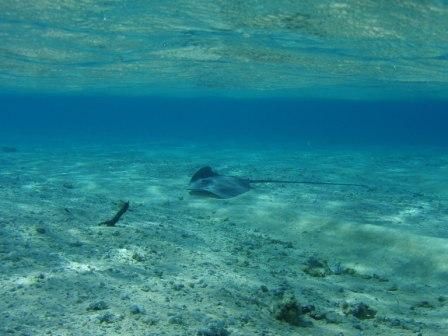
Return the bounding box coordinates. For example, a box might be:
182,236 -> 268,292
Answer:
1,1 -> 448,99
1,1 -> 448,336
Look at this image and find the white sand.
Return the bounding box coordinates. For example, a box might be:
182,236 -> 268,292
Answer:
1,142 -> 447,335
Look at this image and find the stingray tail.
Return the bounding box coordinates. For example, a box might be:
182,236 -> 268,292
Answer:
249,179 -> 370,188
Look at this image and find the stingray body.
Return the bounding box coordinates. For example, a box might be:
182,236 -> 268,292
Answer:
188,167 -> 251,199
188,166 -> 368,199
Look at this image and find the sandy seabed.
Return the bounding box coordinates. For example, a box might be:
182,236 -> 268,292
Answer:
1,142 -> 447,336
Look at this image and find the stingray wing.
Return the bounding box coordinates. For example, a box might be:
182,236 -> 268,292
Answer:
190,166 -> 219,183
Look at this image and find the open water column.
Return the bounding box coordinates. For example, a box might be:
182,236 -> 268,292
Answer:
1,1 -> 447,335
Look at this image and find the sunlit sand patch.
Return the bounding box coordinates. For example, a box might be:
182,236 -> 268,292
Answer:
13,274 -> 41,287
144,185 -> 167,198
381,204 -> 429,224
131,221 -> 160,228
63,260 -> 101,274
329,3 -> 350,10
325,200 -> 350,209
187,199 -> 219,210
21,182 -> 42,191
319,222 -> 448,278
363,23 -> 397,38
73,161 -> 89,168
108,248 -> 147,264
16,203 -> 43,212
79,180 -> 99,191
66,228 -> 85,238
249,202 -> 287,218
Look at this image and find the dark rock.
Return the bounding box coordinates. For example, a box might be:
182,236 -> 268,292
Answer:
98,312 -> 116,323
130,304 -> 146,314
240,313 -> 251,324
411,301 -> 434,310
35,227 -> 46,234
342,267 -> 357,276
197,320 -> 230,336
172,283 -> 185,291
309,311 -> 325,320
387,284 -> 398,291
301,304 -> 315,314
272,293 -> 302,326
260,285 -> 268,293
69,240 -> 83,247
142,317 -> 159,326
87,301 -> 109,311
343,302 -> 376,320
141,285 -> 151,292
168,315 -> 184,325
330,262 -> 359,276
303,256 -> 332,277
372,273 -> 389,282
386,318 -> 403,327
330,262 -> 345,275
271,282 -> 290,297
132,252 -> 145,262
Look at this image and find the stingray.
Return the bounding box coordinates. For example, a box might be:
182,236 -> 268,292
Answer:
188,166 -> 369,199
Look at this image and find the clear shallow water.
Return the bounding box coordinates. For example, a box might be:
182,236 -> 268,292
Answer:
1,0 -> 448,99
1,96 -> 448,148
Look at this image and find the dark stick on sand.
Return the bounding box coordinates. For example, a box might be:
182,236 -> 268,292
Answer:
99,201 -> 129,226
